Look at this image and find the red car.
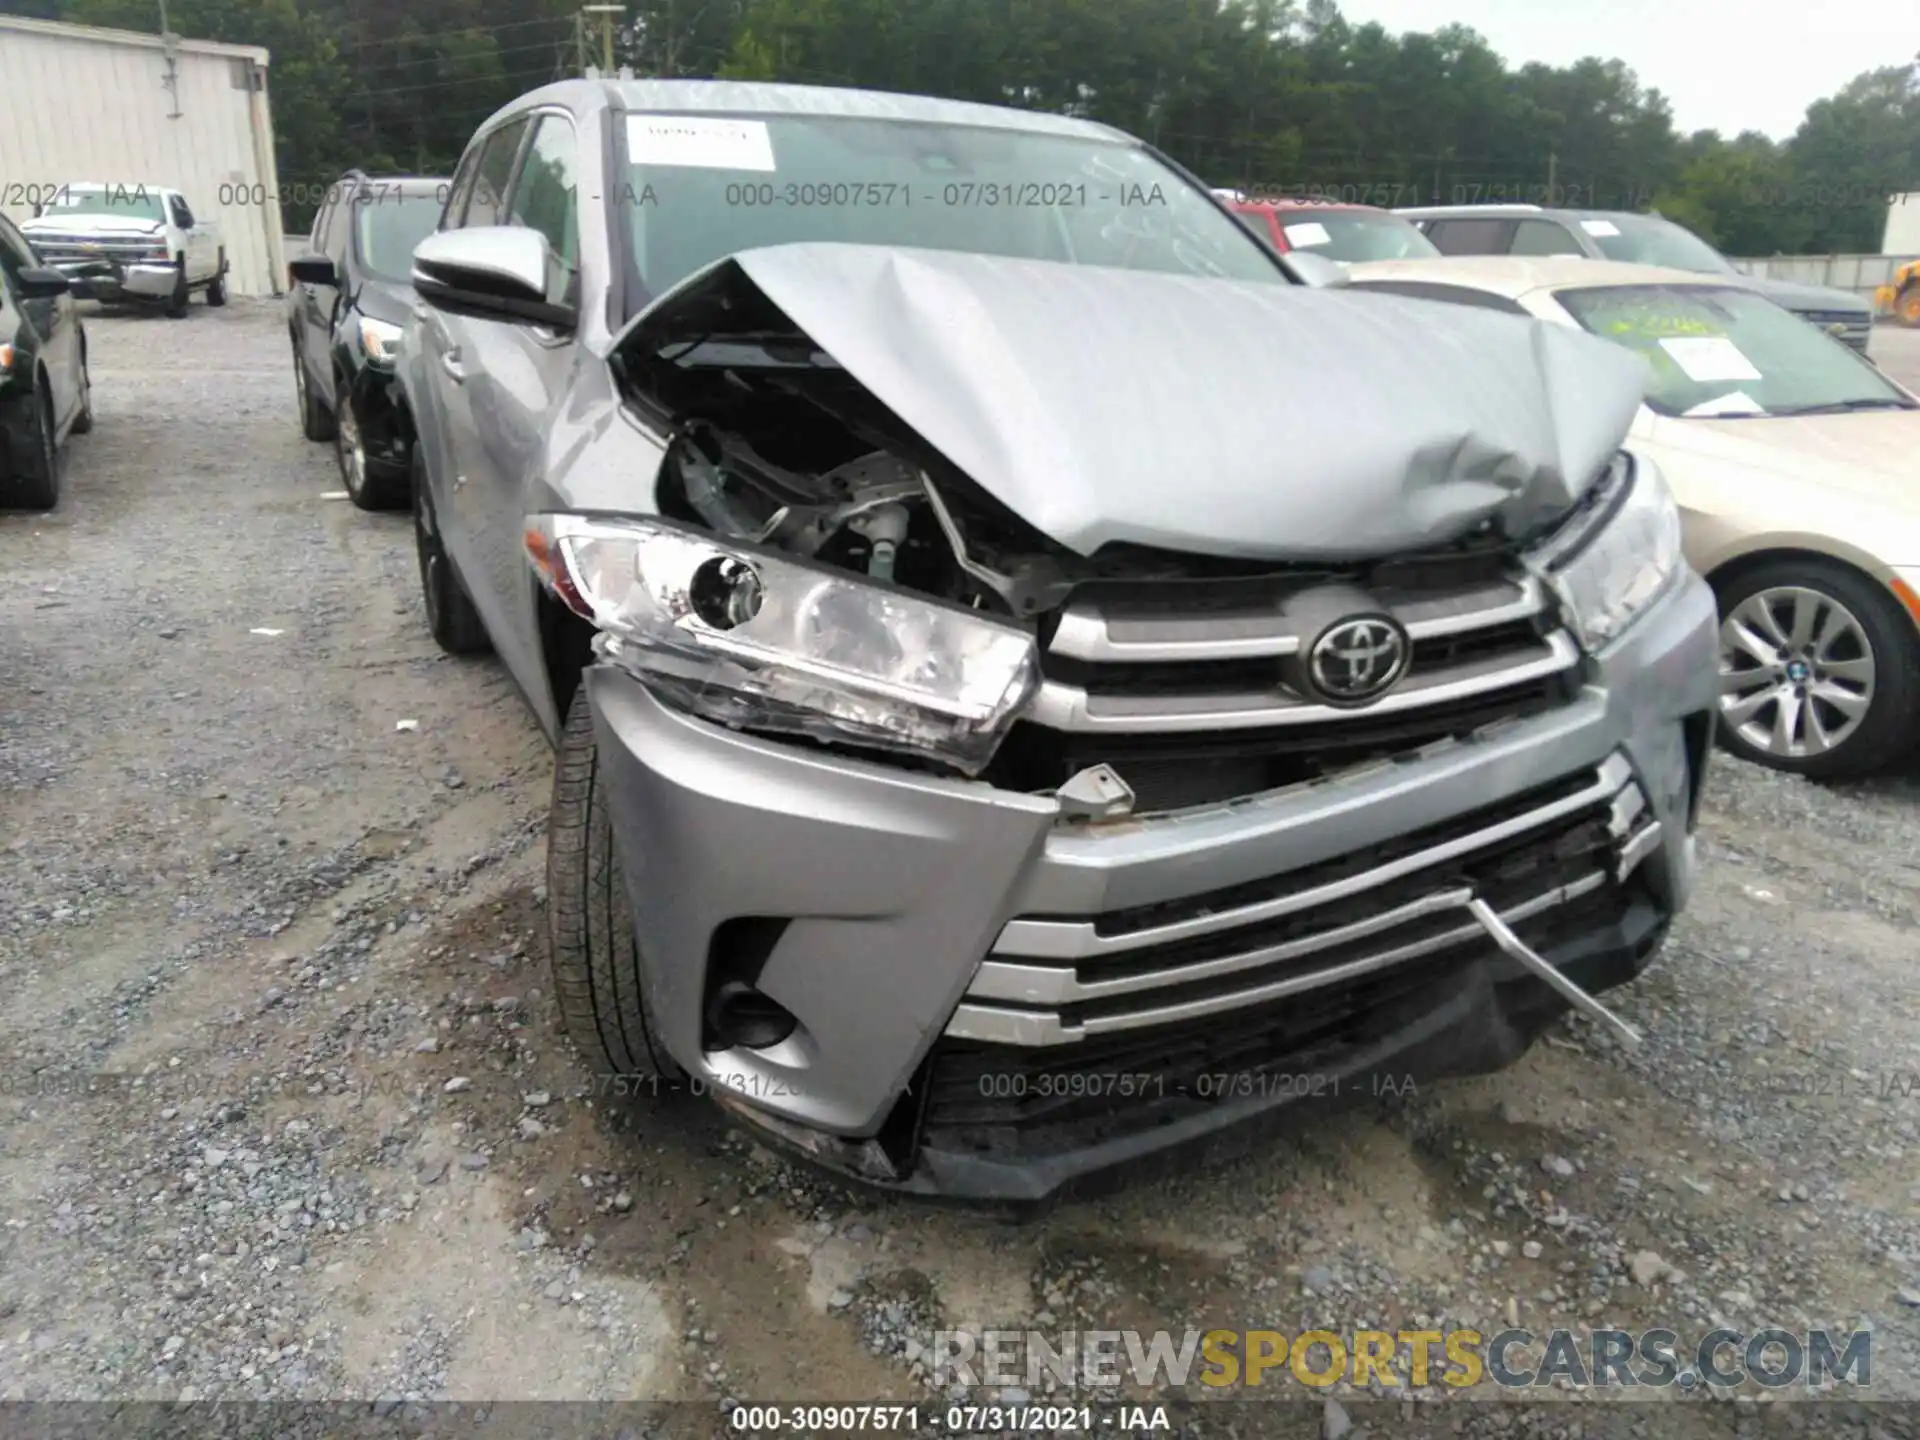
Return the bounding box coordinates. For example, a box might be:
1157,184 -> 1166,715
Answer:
1218,194 -> 1441,264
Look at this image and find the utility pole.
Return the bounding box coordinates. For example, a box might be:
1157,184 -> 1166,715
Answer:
158,0 -> 182,118
583,5 -> 624,75
1546,149 -> 1558,202
575,10 -> 587,77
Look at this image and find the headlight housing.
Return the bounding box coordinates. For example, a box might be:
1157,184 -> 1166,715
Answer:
358,316 -> 404,365
1526,453 -> 1684,653
525,513 -> 1041,773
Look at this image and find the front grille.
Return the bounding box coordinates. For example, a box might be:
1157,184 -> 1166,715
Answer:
945,753 -> 1655,1047
32,237 -> 166,266
1797,309 -> 1872,353
985,555 -> 1584,812
919,880 -> 1637,1160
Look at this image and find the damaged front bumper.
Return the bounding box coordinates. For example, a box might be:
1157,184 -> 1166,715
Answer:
586,570 -> 1719,1207
51,259 -> 178,302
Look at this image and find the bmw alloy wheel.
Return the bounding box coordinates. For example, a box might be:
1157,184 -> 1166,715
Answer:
1718,585 -> 1875,760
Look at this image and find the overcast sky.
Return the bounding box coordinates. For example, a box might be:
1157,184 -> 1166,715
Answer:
1332,0 -> 1920,140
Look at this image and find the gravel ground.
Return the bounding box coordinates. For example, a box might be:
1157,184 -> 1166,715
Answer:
4,303 -> 1920,1438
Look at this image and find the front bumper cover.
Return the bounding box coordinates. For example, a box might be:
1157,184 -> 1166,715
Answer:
586,570 -> 1719,1205
54,259 -> 177,301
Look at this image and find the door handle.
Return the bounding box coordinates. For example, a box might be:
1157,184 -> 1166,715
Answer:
439,349 -> 466,383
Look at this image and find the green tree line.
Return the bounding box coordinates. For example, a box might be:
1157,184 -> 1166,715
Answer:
7,0 -> 1919,252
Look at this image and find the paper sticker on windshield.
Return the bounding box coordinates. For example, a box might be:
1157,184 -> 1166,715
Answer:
1580,219 -> 1621,237
627,116 -> 776,171
1659,336 -> 1762,383
1284,221 -> 1332,248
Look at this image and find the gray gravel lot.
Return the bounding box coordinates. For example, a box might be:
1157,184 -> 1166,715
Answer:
3,304 -> 1920,1436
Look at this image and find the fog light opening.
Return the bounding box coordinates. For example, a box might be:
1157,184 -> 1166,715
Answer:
706,981 -> 798,1051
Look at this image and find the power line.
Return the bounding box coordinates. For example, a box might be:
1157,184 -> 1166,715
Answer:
333,16 -> 572,53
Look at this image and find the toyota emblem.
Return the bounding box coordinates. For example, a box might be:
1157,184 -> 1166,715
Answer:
1305,616 -> 1411,704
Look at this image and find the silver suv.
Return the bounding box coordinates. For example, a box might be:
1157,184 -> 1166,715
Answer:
395,79 -> 1718,1206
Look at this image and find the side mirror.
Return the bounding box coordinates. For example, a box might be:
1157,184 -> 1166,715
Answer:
411,227 -> 576,331
16,267 -> 71,299
289,254 -> 337,286
1279,250 -> 1351,289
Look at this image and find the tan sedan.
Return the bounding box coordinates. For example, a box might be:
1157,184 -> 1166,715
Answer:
1347,255 -> 1920,780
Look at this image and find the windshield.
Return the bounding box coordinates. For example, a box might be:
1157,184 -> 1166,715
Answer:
354,194 -> 447,283
1556,283 -> 1913,418
36,186 -> 166,223
618,112 -> 1283,306
1580,214 -> 1736,274
1273,210 -> 1439,262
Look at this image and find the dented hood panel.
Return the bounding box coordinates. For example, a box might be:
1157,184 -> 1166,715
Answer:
621,242 -> 1650,560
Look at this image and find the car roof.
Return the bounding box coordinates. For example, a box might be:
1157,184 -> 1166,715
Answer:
478,77 -> 1129,144
338,174 -> 450,194
1391,203 -> 1655,222
1222,196 -> 1393,215
1344,254 -> 1746,299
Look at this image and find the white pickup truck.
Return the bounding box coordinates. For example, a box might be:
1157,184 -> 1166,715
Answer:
22,183 -> 227,317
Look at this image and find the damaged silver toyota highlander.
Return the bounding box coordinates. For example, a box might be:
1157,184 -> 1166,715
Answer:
394,78 -> 1719,1206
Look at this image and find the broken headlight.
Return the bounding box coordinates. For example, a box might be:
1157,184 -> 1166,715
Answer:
1527,453 -> 1683,653
524,513 -> 1041,773
358,317 -> 403,366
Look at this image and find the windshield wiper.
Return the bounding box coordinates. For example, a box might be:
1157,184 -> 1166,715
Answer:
1765,398 -> 1917,416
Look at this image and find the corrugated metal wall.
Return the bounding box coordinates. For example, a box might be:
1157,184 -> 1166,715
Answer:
0,19 -> 285,296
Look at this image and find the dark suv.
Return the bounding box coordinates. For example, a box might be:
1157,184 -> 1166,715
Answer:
1,211 -> 92,510
287,172 -> 449,509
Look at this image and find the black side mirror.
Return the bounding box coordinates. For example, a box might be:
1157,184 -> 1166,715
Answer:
289,254 -> 338,286
16,268 -> 71,299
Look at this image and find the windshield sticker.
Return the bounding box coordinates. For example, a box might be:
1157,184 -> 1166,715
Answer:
627,116 -> 776,172
1579,219 -> 1621,237
1659,336 -> 1763,383
1682,390 -> 1766,418
1283,221 -> 1332,247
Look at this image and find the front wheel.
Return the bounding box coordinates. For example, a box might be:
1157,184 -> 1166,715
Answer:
1715,559 -> 1920,780
411,443 -> 491,656
8,392 -> 60,510
336,378 -> 407,510
547,686 -> 682,1086
164,260 -> 189,319
69,346 -> 94,435
293,340 -> 333,442
206,253 -> 227,307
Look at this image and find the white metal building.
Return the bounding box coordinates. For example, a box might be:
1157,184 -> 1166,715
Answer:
0,14 -> 287,296
1884,192 -> 1920,257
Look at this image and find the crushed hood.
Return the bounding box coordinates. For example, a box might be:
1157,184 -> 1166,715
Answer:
619,242 -> 1651,560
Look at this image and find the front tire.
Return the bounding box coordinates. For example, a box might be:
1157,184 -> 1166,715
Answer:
335,376 -> 407,510
411,443 -> 491,656
547,686 -> 681,1085
164,259 -> 189,319
9,391 -> 60,510
69,346 -> 94,435
1714,558 -> 1920,780
293,340 -> 334,442
206,255 -> 227,307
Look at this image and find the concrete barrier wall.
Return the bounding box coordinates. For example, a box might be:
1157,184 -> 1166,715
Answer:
1728,252 -> 1919,309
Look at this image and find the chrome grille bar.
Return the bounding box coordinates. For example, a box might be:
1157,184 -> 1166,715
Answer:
996,752 -> 1633,961
945,871 -> 1610,1047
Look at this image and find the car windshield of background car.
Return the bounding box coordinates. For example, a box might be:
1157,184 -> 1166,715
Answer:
1557,283 -> 1914,418
37,187 -> 168,223
1278,211 -> 1442,262
1582,214 -> 1738,274
356,196 -> 446,283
